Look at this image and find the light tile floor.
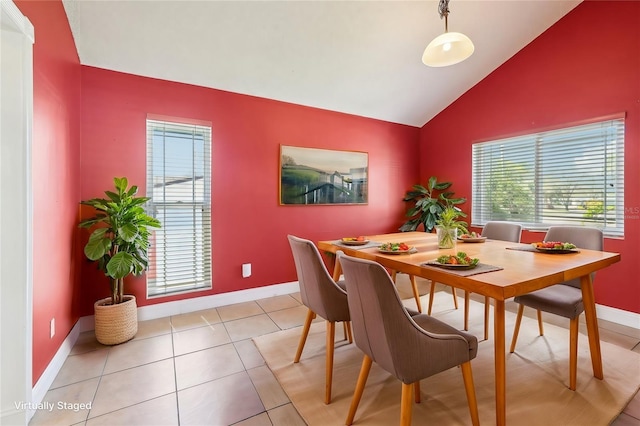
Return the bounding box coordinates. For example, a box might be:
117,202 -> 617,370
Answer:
29,278 -> 640,425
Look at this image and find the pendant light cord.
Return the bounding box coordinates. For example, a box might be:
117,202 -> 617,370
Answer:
439,0 -> 450,32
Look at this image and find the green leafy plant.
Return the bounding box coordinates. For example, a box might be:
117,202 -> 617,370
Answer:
435,206 -> 469,248
436,206 -> 469,233
400,176 -> 466,232
79,177 -> 161,305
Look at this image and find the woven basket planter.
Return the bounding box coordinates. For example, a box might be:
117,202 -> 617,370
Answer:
94,295 -> 138,345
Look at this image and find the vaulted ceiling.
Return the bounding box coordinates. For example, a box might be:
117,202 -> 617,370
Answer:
62,0 -> 581,127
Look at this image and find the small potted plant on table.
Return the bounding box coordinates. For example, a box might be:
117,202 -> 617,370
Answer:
435,206 -> 469,249
79,177 -> 161,345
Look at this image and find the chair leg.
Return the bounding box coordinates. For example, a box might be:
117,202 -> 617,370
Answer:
409,275 -> 422,313
569,317 -> 579,391
346,355 -> 372,425
483,296 -> 490,341
345,321 -> 353,343
391,271 -> 422,313
428,282 -> 458,312
451,286 -> 459,309
294,309 -> 315,362
414,380 -> 421,403
400,382 -> 413,426
428,281 -> 436,315
537,309 -> 545,336
465,293 -> 490,338
464,291 -> 470,331
510,304 -> 525,353
460,361 -> 480,426
325,321 -> 336,404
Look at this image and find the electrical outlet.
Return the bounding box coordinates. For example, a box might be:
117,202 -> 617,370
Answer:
242,263 -> 251,278
50,318 -> 55,338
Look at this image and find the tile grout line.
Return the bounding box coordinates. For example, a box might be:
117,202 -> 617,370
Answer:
84,343 -> 111,424
170,316 -> 181,426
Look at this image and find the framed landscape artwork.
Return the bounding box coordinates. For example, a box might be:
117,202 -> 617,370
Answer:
280,145 -> 368,205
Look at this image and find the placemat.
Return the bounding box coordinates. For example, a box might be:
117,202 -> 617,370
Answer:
420,262 -> 503,276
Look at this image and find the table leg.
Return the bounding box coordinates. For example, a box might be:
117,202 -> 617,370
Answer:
494,299 -> 506,426
332,256 -> 343,282
581,274 -> 603,379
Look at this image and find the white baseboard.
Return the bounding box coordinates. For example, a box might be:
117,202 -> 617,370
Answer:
596,304 -> 640,331
78,281 -> 300,332
30,321 -> 81,421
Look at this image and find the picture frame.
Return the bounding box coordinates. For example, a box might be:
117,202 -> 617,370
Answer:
279,145 -> 368,205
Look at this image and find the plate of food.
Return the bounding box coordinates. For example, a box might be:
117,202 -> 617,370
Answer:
378,242 -> 415,254
340,236 -> 369,246
426,252 -> 480,270
532,241 -> 579,254
458,232 -> 487,243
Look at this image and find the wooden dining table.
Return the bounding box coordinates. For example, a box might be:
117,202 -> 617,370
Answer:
318,231 -> 621,426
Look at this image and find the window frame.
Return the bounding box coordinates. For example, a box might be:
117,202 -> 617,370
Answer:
471,115 -> 625,238
146,117 -> 213,297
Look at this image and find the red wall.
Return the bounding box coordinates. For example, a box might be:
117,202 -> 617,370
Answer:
79,67 -> 420,315
15,0 -> 82,384
420,1 -> 640,313
19,0 -> 639,388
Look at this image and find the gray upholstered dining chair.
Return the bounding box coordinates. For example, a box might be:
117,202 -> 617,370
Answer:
287,235 -> 352,404
465,221 -> 523,339
509,226 -> 603,391
338,252 -> 480,426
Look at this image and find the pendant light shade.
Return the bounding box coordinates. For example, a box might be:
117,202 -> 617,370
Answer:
422,0 -> 474,67
422,31 -> 474,67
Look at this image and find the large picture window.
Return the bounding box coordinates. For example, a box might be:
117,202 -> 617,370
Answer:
146,118 -> 212,296
472,116 -> 625,237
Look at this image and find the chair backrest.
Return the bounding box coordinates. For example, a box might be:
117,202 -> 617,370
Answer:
481,221 -> 522,243
545,226 -> 604,288
338,252 -> 471,382
287,235 -> 350,322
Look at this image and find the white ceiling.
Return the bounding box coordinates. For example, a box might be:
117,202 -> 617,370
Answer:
62,0 -> 581,127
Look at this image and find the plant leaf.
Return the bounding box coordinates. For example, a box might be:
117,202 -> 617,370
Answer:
433,181 -> 452,190
106,252 -> 134,279
118,223 -> 139,242
114,177 -> 128,194
84,228 -> 110,260
427,176 -> 437,190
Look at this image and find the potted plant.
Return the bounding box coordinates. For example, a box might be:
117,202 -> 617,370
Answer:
79,177 -> 161,345
400,176 -> 466,232
435,206 -> 469,248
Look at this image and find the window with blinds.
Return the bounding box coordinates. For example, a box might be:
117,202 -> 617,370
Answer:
472,117 -> 625,238
146,119 -> 212,297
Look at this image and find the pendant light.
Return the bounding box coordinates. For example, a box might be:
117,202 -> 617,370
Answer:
422,0 -> 474,67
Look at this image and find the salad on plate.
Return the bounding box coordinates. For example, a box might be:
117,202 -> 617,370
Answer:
436,252 -> 480,267
341,236 -> 369,245
458,231 -> 487,242
378,242 -> 413,253
532,241 -> 577,251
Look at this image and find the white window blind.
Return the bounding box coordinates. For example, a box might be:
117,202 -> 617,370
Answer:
472,117 -> 625,237
146,119 -> 212,296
